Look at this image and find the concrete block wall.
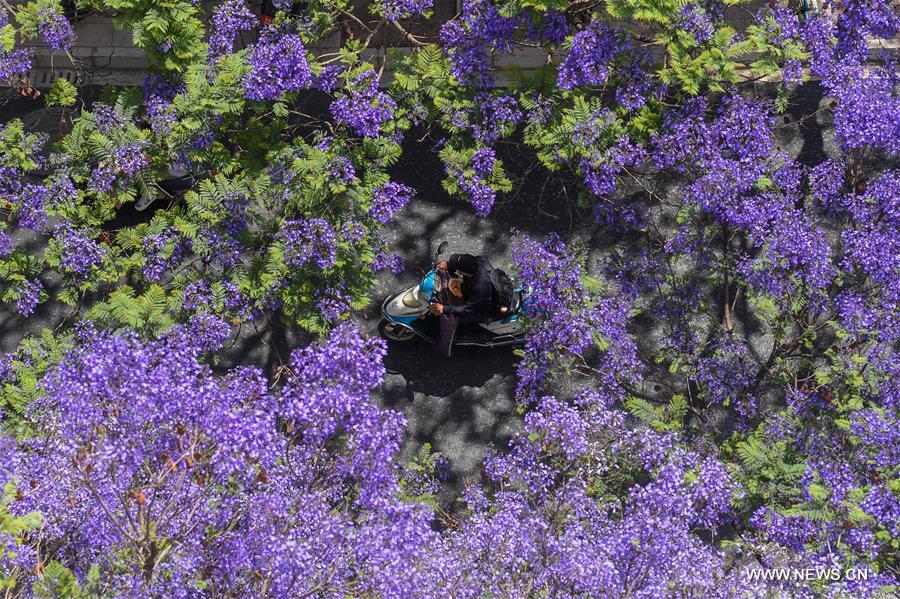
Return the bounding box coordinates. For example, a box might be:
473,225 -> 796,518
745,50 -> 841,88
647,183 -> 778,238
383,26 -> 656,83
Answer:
20,13 -> 149,86
7,1 -> 894,88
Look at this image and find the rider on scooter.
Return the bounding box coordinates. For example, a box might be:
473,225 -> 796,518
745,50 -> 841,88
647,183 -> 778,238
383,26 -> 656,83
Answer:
429,253 -> 494,357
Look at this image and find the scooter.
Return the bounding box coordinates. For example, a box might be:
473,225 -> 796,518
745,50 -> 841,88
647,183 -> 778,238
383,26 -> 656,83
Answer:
378,241 -> 530,348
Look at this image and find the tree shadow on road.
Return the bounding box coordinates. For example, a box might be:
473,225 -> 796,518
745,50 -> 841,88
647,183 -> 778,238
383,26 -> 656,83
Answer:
379,338 -> 518,401
375,337 -> 523,502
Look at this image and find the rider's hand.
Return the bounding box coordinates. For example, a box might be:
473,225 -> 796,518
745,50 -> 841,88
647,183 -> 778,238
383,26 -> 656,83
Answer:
436,260 -> 448,271
429,303 -> 444,316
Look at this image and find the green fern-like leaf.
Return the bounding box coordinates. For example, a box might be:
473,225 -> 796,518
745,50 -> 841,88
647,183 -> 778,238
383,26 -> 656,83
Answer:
736,438 -> 768,468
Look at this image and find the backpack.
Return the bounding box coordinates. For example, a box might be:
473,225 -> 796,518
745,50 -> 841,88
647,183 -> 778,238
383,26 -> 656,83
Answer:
489,268 -> 516,315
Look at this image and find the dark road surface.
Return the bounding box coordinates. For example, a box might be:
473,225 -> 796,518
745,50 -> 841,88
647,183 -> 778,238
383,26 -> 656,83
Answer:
359,126 -> 601,492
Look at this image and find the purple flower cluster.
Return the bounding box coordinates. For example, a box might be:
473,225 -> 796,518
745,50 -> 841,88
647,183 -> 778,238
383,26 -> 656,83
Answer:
89,143 -> 149,193
439,0 -> 518,87
116,143 -> 148,176
181,279 -> 214,311
377,0 -> 433,21
37,3 -> 75,53
462,177 -> 496,216
369,182 -> 414,223
470,146 -> 495,177
693,334 -> 758,421
830,69 -> 899,156
314,282 -> 352,320
243,29 -> 311,100
0,47 -> 33,82
472,93 -> 521,144
53,224 -> 106,280
340,219 -> 367,244
328,155 -> 356,183
1,3 -> 899,595
652,94 -> 835,297
679,4 -> 715,44
311,63 -> 344,93
278,217 -> 337,269
15,184 -> 49,231
801,13 -> 899,157
469,385 -> 743,595
14,280 -> 42,317
445,147 -> 497,217
781,59 -> 803,86
1,322 -> 433,593
330,71 -> 397,138
580,136 -> 646,198
208,0 -> 257,58
524,94 -> 552,124
0,229 -> 13,257
558,21 -> 629,90
833,0 -> 900,60
143,74 -> 185,134
91,104 -> 126,133
371,250 -> 405,273
524,9 -> 568,44
142,228 -> 189,281
512,234 -> 639,402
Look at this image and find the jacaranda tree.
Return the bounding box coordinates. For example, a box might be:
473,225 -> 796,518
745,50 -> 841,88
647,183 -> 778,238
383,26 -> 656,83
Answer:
0,0 -> 898,595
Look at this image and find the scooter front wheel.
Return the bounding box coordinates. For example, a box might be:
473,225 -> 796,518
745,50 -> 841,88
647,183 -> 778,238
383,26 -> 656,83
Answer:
378,319 -> 417,342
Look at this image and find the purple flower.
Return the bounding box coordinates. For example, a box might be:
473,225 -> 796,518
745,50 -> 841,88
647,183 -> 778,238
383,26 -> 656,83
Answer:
37,4 -> 75,53
371,251 -> 405,273
311,64 -> 344,93
782,59 -> 803,86
208,0 -> 258,58
182,279 -> 214,311
439,0 -> 518,87
278,218 -> 337,269
0,48 -> 33,82
54,224 -> 106,280
143,74 -> 185,135
378,0 -> 433,21
17,184 -> 49,231
446,162 -> 497,217
314,283 -> 352,321
328,156 -> 356,183
369,182 -> 414,223
116,143 -> 148,177
473,93 -> 521,144
91,104 -> 126,133
330,71 -> 397,138
142,228 -> 189,281
679,4 -> 715,44
0,229 -> 13,257
243,29 -> 311,100
525,9 -> 568,44
558,21 -> 629,90
89,143 -> 149,192
341,220 -> 367,244
15,280 -> 42,317
471,146 -> 495,177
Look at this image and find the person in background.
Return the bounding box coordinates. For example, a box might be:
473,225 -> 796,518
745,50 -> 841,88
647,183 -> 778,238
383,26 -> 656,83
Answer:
430,253 -> 494,357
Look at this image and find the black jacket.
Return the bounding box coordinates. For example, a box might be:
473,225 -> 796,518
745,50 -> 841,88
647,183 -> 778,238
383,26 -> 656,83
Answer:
444,256 -> 493,319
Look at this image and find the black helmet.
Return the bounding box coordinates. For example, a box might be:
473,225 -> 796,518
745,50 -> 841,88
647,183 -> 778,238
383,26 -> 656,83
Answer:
448,253 -> 477,275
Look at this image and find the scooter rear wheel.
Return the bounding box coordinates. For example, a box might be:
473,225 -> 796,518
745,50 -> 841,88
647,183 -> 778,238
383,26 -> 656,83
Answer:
378,319 -> 417,342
